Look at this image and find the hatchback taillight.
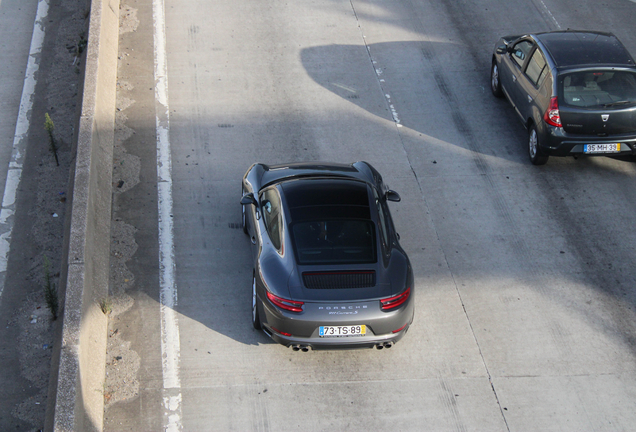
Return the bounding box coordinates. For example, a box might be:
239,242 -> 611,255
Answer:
380,287 -> 411,310
544,97 -> 562,127
267,292 -> 304,312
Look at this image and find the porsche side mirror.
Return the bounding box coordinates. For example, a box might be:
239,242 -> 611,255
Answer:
240,193 -> 257,206
386,190 -> 401,202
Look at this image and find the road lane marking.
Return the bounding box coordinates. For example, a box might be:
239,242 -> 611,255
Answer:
153,0 -> 183,430
0,0 -> 49,301
540,0 -> 561,29
535,0 -> 561,29
351,6 -> 402,128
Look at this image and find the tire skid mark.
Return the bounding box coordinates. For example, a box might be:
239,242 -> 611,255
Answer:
250,382 -> 271,432
438,378 -> 468,432
537,173 -> 636,353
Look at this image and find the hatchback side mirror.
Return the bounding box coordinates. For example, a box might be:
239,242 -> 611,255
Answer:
385,190 -> 401,202
240,193 -> 257,206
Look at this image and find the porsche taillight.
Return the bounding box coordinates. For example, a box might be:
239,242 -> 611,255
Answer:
270,326 -> 292,336
380,287 -> 411,310
267,292 -> 304,312
392,323 -> 408,334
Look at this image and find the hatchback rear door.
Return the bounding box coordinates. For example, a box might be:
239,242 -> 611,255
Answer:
558,69 -> 636,135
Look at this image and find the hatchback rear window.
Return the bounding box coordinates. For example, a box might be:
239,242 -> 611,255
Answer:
559,70 -> 636,108
291,220 -> 376,265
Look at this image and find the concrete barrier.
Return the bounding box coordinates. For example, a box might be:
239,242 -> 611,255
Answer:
45,0 -> 120,430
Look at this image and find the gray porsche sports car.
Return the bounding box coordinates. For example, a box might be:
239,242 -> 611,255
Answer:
241,162 -> 414,351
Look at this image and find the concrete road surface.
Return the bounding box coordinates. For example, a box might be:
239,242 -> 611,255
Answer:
0,0 -> 46,430
0,0 -> 39,194
105,0 -> 636,430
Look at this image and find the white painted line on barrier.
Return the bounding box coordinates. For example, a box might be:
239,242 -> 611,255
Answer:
153,0 -> 183,430
0,0 -> 49,301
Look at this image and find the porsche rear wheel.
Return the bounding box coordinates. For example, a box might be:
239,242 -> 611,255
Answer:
252,275 -> 262,330
241,187 -> 248,235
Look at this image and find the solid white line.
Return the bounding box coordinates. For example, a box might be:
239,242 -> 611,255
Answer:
153,0 -> 183,430
0,0 -> 49,300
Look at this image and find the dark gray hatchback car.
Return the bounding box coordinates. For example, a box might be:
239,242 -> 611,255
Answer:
491,30 -> 636,164
241,162 -> 414,351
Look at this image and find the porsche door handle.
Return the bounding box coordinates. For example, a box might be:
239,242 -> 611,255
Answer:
251,236 -> 257,245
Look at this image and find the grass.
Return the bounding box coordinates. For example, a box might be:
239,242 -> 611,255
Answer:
44,113 -> 59,166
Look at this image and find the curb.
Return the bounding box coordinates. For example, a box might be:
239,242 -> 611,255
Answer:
46,0 -> 120,430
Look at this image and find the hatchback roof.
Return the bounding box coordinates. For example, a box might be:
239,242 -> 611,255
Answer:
536,31 -> 635,68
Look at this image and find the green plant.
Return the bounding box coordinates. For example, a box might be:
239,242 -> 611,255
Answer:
76,35 -> 87,55
43,256 -> 58,320
44,113 -> 59,166
100,297 -> 112,315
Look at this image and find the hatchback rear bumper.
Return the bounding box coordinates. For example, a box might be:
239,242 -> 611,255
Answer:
540,125 -> 636,156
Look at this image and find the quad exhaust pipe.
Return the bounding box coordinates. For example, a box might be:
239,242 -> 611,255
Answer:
291,343 -> 392,351
375,342 -> 393,350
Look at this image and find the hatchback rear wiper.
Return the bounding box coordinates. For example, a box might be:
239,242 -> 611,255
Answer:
603,100 -> 635,108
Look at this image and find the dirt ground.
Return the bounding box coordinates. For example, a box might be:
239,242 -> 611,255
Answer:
6,0 -> 142,429
102,2 -> 143,409
7,0 -> 90,429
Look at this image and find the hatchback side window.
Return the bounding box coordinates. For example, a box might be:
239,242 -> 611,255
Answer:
260,188 -> 283,251
511,41 -> 533,68
525,48 -> 548,87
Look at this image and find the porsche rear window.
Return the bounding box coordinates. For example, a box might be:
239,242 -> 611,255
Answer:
291,220 -> 376,265
560,70 -> 636,108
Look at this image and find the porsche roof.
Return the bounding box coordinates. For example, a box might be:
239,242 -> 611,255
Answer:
258,161 -> 375,189
281,178 -> 371,222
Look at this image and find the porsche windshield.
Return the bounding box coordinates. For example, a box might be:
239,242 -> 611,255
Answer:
291,219 -> 376,265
